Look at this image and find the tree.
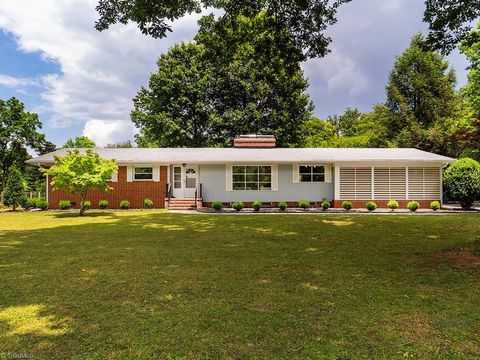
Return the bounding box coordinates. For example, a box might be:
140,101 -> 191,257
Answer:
301,117 -> 337,148
443,158 -> 480,210
424,0 -> 480,54
133,13 -> 313,147
385,34 -> 459,155
63,136 -> 96,148
44,150 -> 118,215
95,0 -> 350,60
3,166 -> 27,211
0,97 -> 47,200
106,140 -> 134,148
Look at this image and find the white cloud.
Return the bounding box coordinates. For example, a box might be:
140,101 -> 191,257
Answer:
0,0 -> 202,145
0,74 -> 38,88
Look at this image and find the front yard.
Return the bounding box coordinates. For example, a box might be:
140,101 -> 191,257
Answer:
0,211 -> 479,359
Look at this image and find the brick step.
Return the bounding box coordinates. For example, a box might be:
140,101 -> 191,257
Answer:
168,206 -> 196,210
169,200 -> 197,203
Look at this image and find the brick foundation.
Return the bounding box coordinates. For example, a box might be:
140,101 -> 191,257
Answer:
47,166 -> 167,209
331,199 -> 439,209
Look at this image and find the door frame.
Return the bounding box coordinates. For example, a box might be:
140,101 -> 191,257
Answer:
171,164 -> 199,198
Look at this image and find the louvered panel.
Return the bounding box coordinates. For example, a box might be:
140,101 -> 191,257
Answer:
408,168 -> 424,199
339,168 -> 356,199
355,168 -> 372,199
424,167 -> 441,199
374,168 -> 390,199
389,167 -> 407,199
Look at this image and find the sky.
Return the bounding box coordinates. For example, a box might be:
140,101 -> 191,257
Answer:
0,0 -> 470,147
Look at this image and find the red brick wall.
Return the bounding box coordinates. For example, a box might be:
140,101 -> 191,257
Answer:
331,199 -> 439,209
47,166 -> 167,209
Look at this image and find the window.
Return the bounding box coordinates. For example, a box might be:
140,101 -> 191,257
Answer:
299,165 -> 325,182
232,165 -> 271,190
134,167 -> 153,180
173,167 -> 181,188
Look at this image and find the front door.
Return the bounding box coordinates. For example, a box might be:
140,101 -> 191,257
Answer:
172,165 -> 198,198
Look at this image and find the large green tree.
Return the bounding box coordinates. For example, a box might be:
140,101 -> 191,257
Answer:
133,13 -> 313,147
0,97 -> 47,199
385,34 -> 460,155
95,0 -> 350,60
63,136 -> 96,148
3,166 -> 27,211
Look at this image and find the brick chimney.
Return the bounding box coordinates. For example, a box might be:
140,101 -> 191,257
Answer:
233,135 -> 276,148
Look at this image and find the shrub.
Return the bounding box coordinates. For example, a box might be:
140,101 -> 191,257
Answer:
278,201 -> 287,211
144,199 -> 154,208
430,201 -> 441,211
342,201 -> 353,210
366,202 -> 377,211
25,197 -> 45,209
212,201 -> 223,211
298,200 -> 310,210
252,200 -> 262,212
387,200 -> 399,211
120,200 -> 130,209
3,166 -> 27,211
36,199 -> 48,210
321,201 -> 330,211
407,201 -> 420,212
82,201 -> 91,210
443,158 -> 480,210
232,201 -> 244,211
99,200 -> 108,209
59,200 -> 71,210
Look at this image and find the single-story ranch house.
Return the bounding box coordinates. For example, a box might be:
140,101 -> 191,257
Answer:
27,135 -> 454,210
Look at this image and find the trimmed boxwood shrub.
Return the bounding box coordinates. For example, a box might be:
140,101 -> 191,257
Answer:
366,202 -> 377,211
36,199 -> 48,210
407,201 -> 420,212
25,197 -> 45,209
99,200 -> 108,209
321,201 -> 330,211
144,199 -> 154,208
342,201 -> 353,210
298,199 -> 310,210
430,201 -> 441,211
59,200 -> 71,210
443,158 -> 480,210
278,201 -> 287,211
120,200 -> 130,209
387,200 -> 399,211
82,201 -> 91,210
232,201 -> 244,211
252,200 -> 262,212
212,201 -> 223,211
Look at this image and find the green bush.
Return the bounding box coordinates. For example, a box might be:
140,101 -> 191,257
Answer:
99,200 -> 108,209
59,200 -> 71,210
430,201 -> 441,211
252,200 -> 262,212
298,200 -> 310,209
36,199 -> 48,210
387,200 -> 399,211
366,202 -> 377,211
212,201 -> 223,211
25,197 -> 45,209
120,200 -> 130,209
278,201 -> 287,211
232,201 -> 244,211
82,201 -> 91,210
443,158 -> 480,210
342,201 -> 353,210
321,201 -> 330,210
144,199 -> 154,208
3,166 -> 27,211
407,201 -> 420,212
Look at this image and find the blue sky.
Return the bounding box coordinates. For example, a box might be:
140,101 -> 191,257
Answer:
0,0 -> 470,147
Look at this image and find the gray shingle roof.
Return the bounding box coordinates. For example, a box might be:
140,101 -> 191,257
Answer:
27,147 -> 454,165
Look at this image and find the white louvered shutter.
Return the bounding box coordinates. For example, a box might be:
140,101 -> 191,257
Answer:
424,168 -> 441,199
339,168 -> 355,199
226,164 -> 232,191
127,166 -> 133,182
111,170 -> 118,182
153,165 -> 160,182
271,164 -> 278,191
324,164 -> 332,183
292,164 -> 299,183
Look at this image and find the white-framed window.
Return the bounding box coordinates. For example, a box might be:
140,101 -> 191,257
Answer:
134,167 -> 153,180
173,166 -> 182,188
232,165 -> 272,191
299,165 -> 325,182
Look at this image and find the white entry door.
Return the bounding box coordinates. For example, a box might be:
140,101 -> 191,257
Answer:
172,165 -> 199,198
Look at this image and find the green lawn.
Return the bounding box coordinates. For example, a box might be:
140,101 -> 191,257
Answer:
0,211 -> 479,359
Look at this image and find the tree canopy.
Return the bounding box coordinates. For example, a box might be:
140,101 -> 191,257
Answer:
44,150 -> 118,215
95,0 -> 350,60
63,136 -> 96,148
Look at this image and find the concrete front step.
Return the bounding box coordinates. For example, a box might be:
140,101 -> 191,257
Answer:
167,198 -> 200,210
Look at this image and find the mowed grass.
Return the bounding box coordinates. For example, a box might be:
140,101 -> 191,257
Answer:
0,211 -> 479,359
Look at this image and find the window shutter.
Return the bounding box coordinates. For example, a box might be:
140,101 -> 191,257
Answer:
111,171 -> 118,182
271,164 -> 278,191
292,164 -> 299,183
127,166 -> 133,182
226,164 -> 232,191
153,165 -> 160,182
324,164 -> 332,183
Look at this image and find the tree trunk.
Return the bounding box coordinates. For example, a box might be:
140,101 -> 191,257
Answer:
79,192 -> 87,216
